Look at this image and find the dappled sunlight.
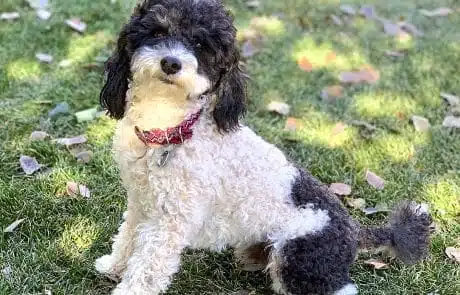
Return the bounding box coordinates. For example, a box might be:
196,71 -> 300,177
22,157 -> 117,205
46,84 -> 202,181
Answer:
86,116 -> 116,146
291,36 -> 368,71
297,119 -> 357,148
423,177 -> 459,224
6,58 -> 42,81
64,31 -> 111,64
353,92 -> 417,118
248,16 -> 285,36
58,216 -> 100,259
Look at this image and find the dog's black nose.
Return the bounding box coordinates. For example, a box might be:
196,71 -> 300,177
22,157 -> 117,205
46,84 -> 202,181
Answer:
160,56 -> 182,75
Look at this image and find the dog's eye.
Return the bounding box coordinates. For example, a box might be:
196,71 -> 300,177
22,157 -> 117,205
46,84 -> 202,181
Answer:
153,32 -> 165,38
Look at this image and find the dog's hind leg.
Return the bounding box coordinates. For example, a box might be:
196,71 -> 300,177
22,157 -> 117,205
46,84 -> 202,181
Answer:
267,231 -> 358,295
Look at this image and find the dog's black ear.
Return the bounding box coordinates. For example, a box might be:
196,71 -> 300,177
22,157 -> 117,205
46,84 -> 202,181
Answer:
213,55 -> 247,132
100,28 -> 131,120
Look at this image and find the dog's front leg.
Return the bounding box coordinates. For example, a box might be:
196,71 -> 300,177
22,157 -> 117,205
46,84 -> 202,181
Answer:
95,208 -> 139,277
111,216 -> 190,295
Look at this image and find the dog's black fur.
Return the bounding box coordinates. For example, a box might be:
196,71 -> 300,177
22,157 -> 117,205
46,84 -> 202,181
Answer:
100,0 -> 246,132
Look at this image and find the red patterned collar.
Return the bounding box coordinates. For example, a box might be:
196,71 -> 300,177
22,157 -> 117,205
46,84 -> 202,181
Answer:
134,110 -> 202,146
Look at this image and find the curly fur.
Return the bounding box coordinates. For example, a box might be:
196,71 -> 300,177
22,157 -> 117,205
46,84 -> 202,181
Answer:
96,1 -> 432,294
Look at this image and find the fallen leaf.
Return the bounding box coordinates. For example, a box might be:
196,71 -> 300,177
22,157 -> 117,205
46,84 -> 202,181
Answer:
241,40 -> 259,58
420,7 -> 453,17
267,101 -> 290,116
362,204 -> 390,215
246,0 -> 260,9
20,155 -> 41,175
442,116 -> 460,128
65,18 -> 87,33
30,131 -> 49,141
329,183 -> 352,196
345,197 -> 366,209
396,111 -> 406,120
325,52 -> 337,63
285,117 -> 299,131
36,9 -> 51,20
95,111 -> 107,118
362,207 -> 379,215
365,170 -> 385,190
331,122 -> 347,135
385,50 -> 405,57
445,247 -> 460,263
55,135 -> 87,146
75,107 -> 98,122
297,56 -> 313,72
75,150 -> 93,163
36,53 -> 53,63
26,0 -> 49,9
1,266 -> 12,280
0,12 -> 20,20
330,14 -> 343,26
441,92 -> 460,107
340,67 -> 380,84
230,291 -> 253,295
340,4 -> 356,15
411,115 -> 431,132
364,259 -> 389,269
48,102 -> 70,117
66,182 -> 91,198
400,22 -> 423,36
383,21 -> 403,36
360,5 -> 376,19
375,202 -> 389,211
321,85 -> 344,101
3,218 -> 25,233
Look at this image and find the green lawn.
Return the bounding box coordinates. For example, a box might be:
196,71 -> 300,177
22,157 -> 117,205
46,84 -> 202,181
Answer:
1,0 -> 459,294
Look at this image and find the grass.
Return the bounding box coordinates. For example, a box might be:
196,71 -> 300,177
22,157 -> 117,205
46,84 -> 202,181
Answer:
1,0 -> 459,294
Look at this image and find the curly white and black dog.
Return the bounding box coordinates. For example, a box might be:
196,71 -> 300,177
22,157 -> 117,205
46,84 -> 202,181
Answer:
95,0 -> 432,294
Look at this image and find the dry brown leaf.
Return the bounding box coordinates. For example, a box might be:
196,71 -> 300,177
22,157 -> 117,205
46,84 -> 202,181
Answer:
360,5 -> 376,19
365,170 -> 385,190
241,40 -> 260,58
364,259 -> 389,269
65,18 -> 87,33
20,155 -> 41,175
246,0 -> 260,9
331,122 -> 347,135
0,12 -> 20,20
285,117 -> 299,131
321,85 -> 344,101
441,92 -> 460,107
340,4 -> 356,15
30,131 -> 49,141
36,53 -> 53,63
75,151 -> 93,163
330,14 -> 343,26
445,247 -> 460,263
385,50 -> 405,57
66,182 -> 91,198
383,21 -> 401,36
340,67 -> 380,84
3,219 -> 25,233
267,101 -> 290,116
297,56 -> 313,72
329,183 -> 352,196
325,52 -> 337,63
442,116 -> 460,128
420,7 -> 453,17
55,135 -> 87,146
411,115 -> 431,132
345,197 -> 366,209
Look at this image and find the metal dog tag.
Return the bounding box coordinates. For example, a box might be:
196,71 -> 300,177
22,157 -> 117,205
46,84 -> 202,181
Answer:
157,150 -> 171,167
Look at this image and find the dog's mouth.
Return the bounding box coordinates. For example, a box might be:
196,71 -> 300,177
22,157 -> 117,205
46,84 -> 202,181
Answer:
159,76 -> 175,85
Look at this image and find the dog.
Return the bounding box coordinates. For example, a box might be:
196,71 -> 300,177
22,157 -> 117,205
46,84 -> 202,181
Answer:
95,0 -> 432,294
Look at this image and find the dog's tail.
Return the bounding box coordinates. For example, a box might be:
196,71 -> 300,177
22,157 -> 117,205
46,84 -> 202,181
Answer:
358,200 -> 432,264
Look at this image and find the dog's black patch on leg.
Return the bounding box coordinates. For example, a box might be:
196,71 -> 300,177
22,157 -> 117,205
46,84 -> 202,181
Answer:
277,168 -> 360,294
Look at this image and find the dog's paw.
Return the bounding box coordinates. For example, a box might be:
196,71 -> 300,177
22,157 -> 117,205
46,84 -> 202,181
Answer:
95,255 -> 123,277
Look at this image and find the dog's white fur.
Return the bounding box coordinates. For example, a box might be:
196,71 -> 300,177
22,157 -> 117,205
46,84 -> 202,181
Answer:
96,43 -> 331,295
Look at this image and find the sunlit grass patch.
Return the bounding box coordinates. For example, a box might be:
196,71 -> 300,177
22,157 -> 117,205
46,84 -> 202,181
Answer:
86,117 -> 116,146
424,178 -> 460,222
353,92 -> 418,118
59,216 -> 100,260
6,58 -> 43,81
65,32 -> 112,63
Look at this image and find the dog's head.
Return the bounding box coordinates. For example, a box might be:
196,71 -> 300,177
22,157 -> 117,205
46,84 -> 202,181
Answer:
100,0 -> 246,131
